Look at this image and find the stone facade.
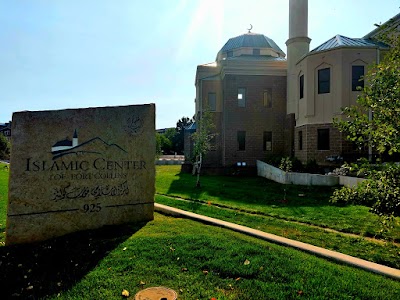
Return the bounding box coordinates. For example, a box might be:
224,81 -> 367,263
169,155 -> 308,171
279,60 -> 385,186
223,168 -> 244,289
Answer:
294,123 -> 360,165
221,74 -> 287,167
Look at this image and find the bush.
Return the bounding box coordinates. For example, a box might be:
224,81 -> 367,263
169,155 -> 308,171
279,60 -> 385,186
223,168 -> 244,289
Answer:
304,159 -> 319,173
332,166 -> 349,176
279,157 -> 292,172
291,157 -> 304,172
265,155 -> 284,168
369,164 -> 400,218
266,156 -> 304,172
330,164 -> 400,218
345,158 -> 375,178
330,180 -> 377,207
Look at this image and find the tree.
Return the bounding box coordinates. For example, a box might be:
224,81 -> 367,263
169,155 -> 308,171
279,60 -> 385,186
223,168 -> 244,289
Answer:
176,117 -> 193,133
0,135 -> 10,160
330,163 -> 400,235
155,133 -> 162,157
156,132 -> 173,156
192,110 -> 215,187
334,25 -> 400,158
158,117 -> 194,155
332,22 -> 400,227
163,128 -> 177,154
174,117 -> 193,154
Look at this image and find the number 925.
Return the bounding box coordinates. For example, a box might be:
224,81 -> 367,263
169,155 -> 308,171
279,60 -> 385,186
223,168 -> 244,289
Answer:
83,203 -> 102,213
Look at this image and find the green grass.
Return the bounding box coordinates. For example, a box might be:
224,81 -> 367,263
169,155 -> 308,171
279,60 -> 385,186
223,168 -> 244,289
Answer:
155,165 -> 400,269
156,194 -> 400,269
1,163 -> 400,299
0,162 -> 8,245
155,165 -> 400,241
1,214 -> 400,299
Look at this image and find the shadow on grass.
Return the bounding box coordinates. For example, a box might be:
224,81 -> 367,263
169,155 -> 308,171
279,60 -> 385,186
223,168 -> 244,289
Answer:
0,222 -> 148,299
166,171 -> 336,209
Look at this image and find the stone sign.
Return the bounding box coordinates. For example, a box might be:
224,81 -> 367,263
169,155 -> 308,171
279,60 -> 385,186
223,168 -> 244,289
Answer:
6,104 -> 155,245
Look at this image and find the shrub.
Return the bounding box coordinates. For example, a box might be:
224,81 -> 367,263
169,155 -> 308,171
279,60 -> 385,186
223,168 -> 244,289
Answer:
332,166 -> 349,176
265,155 -> 284,168
331,180 -> 377,207
368,164 -> 400,218
266,156 -> 304,172
279,157 -> 292,172
346,158 -> 375,178
290,157 -> 304,172
330,164 -> 400,218
305,159 -> 319,173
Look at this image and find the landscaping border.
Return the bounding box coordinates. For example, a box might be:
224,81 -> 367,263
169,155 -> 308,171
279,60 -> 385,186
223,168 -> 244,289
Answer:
257,160 -> 367,187
257,160 -> 339,186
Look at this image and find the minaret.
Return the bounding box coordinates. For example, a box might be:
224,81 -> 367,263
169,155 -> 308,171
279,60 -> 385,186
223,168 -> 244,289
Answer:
286,0 -> 311,115
72,129 -> 78,147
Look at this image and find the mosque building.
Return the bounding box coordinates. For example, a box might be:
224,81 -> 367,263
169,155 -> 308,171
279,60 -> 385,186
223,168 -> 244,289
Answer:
189,0 -> 399,172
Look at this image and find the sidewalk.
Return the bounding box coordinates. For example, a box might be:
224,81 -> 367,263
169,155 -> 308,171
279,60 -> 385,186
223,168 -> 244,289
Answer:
155,203 -> 400,281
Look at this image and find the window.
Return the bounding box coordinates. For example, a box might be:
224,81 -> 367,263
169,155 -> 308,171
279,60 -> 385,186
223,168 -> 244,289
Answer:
299,74 -> 304,99
208,92 -> 216,111
263,131 -> 272,151
237,131 -> 246,151
298,131 -> 303,150
227,50 -> 233,57
253,48 -> 260,55
263,89 -> 272,108
352,65 -> 364,91
317,129 -> 330,150
318,68 -> 330,94
238,88 -> 246,107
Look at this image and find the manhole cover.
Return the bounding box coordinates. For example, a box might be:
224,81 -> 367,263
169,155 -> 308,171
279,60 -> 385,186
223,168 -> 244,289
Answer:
134,286 -> 177,300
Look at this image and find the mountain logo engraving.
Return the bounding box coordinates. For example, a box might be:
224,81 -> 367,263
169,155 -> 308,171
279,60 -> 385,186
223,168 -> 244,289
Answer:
51,129 -> 127,160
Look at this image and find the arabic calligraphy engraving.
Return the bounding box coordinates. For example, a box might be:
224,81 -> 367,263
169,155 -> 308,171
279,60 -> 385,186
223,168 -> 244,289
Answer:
52,181 -> 129,201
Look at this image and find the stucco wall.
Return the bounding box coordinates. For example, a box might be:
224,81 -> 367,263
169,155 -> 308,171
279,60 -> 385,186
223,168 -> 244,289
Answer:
292,48 -> 383,127
339,175 -> 366,187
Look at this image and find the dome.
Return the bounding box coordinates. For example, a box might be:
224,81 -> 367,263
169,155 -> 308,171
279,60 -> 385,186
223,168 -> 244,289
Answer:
219,33 -> 285,57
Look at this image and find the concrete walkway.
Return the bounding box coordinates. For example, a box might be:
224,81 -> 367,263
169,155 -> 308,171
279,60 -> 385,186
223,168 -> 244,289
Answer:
155,203 -> 400,281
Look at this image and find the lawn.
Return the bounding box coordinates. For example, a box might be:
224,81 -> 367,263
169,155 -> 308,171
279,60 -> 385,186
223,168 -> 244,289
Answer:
1,163 -> 400,299
155,165 -> 400,269
156,166 -> 400,241
0,162 -> 8,245
1,215 -> 400,299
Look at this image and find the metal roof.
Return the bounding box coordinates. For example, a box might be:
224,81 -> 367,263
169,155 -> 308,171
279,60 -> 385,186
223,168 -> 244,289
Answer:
185,122 -> 196,131
311,35 -> 389,53
220,33 -> 285,55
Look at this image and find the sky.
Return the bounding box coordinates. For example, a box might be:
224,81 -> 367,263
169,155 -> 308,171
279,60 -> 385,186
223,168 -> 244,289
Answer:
0,0 -> 399,129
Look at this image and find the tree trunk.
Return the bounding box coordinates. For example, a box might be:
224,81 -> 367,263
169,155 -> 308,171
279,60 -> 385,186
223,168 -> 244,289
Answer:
196,154 -> 202,187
